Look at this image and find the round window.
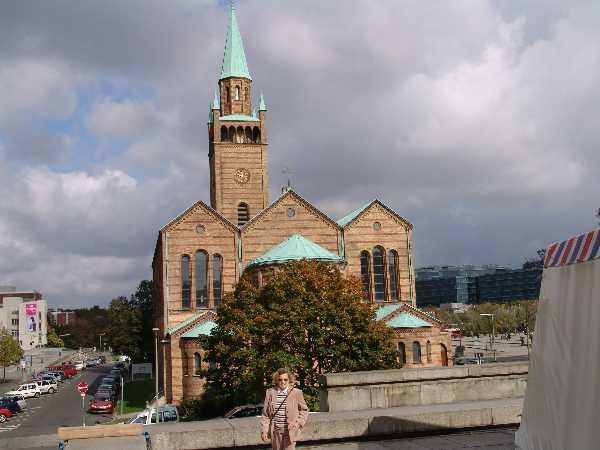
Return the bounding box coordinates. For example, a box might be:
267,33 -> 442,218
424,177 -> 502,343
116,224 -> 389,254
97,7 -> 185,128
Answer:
195,224 -> 206,235
287,208 -> 296,218
373,222 -> 382,231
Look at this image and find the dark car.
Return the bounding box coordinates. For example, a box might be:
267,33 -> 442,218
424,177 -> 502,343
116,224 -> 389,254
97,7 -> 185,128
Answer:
0,397 -> 21,415
97,384 -> 117,396
224,404 -> 264,419
88,392 -> 115,414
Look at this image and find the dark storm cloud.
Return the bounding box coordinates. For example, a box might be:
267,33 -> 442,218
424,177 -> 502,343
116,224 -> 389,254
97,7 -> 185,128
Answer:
0,0 -> 598,307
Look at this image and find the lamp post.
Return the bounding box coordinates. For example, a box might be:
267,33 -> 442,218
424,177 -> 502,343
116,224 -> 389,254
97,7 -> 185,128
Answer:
152,328 -> 159,401
98,333 -> 105,354
58,334 -> 70,359
480,313 -> 496,362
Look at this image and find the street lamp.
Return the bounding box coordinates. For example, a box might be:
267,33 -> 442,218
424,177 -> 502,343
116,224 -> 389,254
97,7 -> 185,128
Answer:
58,334 -> 70,358
98,333 -> 106,354
480,313 -> 496,362
152,328 -> 160,400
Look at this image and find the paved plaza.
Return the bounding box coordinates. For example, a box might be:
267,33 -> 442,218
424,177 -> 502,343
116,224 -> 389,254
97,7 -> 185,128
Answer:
302,428 -> 517,450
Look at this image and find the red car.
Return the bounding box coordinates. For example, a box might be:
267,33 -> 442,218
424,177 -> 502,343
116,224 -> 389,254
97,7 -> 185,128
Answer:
0,408 -> 13,423
47,365 -> 76,378
88,392 -> 115,414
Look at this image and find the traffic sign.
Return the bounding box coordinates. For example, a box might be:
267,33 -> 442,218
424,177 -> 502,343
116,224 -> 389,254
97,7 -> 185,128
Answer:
77,383 -> 89,395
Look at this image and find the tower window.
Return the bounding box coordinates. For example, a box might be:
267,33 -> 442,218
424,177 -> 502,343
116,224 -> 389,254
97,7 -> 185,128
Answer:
360,251 -> 371,299
238,202 -> 250,226
195,250 -> 208,308
235,87 -> 240,101
226,87 -> 230,102
372,246 -> 386,302
244,87 -> 248,102
220,126 -> 228,142
213,254 -> 223,307
388,250 -> 399,301
181,255 -> 191,309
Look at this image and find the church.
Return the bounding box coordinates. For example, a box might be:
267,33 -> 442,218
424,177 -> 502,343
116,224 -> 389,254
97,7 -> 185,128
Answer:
152,6 -> 451,405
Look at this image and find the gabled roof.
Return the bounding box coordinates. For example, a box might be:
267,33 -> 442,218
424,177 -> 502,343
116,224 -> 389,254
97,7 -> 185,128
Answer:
247,234 -> 344,268
220,5 -> 252,81
375,303 -> 401,321
159,199 -> 238,234
181,320 -> 217,338
336,199 -> 413,230
241,189 -> 341,233
386,312 -> 432,328
167,310 -> 217,337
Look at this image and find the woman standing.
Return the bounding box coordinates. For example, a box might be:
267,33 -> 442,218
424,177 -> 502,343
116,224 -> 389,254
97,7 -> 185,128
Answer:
260,368 -> 309,450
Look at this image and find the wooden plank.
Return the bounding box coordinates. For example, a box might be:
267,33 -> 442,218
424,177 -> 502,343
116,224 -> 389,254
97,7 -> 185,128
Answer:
57,424 -> 143,440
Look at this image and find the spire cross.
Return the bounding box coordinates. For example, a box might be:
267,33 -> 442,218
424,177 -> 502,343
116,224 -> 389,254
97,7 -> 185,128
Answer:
282,167 -> 294,191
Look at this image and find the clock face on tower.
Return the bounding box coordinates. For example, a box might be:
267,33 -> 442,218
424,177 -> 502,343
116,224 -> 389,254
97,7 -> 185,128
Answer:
234,168 -> 250,184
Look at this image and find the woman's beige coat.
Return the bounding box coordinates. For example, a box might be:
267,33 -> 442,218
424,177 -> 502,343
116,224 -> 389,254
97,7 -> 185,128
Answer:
260,387 -> 309,442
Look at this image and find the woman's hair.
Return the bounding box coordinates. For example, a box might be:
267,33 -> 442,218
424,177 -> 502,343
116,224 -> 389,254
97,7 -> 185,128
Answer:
271,367 -> 296,386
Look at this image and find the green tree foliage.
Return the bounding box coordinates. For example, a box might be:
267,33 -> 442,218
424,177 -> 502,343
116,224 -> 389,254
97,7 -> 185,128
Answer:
55,306 -> 109,349
129,280 -> 154,362
197,261 -> 398,417
46,327 -> 64,348
107,296 -> 143,362
0,328 -> 23,381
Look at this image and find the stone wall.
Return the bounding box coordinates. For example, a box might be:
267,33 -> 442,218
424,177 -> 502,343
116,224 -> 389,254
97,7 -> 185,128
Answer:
319,362 -> 528,412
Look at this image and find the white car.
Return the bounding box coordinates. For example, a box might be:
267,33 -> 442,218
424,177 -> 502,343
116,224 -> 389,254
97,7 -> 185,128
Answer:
127,405 -> 179,425
35,379 -> 58,394
73,361 -> 85,371
5,383 -> 41,399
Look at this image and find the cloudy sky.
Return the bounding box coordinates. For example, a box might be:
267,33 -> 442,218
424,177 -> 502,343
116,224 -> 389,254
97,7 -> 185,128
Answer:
1,0 -> 599,308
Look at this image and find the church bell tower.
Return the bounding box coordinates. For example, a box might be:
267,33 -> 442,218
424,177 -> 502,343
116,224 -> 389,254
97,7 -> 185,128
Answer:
208,6 -> 268,227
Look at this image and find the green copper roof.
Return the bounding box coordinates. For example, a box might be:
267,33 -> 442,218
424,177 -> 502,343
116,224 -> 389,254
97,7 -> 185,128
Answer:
248,234 -> 343,268
259,93 -> 267,111
167,313 -> 204,335
181,320 -> 217,338
220,6 -> 252,80
375,304 -> 401,321
336,200 -> 376,227
220,114 -> 260,122
386,312 -> 432,329
212,91 -> 220,110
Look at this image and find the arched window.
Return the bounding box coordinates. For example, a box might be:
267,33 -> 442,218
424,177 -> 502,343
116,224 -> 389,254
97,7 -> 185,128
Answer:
238,202 -> 250,226
236,126 -> 244,143
388,250 -> 399,302
426,341 -> 432,363
253,127 -> 261,143
245,126 -> 252,143
412,341 -> 422,364
181,255 -> 191,309
228,126 -> 235,142
440,344 -> 448,366
194,352 -> 201,375
220,126 -> 228,142
372,246 -> 386,302
195,251 -> 208,308
398,342 -> 406,367
360,251 -> 371,299
226,87 -> 230,102
213,254 -> 223,307
234,86 -> 240,101
244,87 -> 248,102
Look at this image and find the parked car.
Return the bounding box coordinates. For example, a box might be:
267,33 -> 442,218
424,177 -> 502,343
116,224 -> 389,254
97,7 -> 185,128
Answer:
127,405 -> 179,425
61,365 -> 78,377
224,404 -> 264,419
5,383 -> 41,399
72,361 -> 85,371
88,392 -> 115,414
0,397 -> 22,414
97,384 -> 117,396
5,394 -> 26,411
39,371 -> 62,383
85,359 -> 99,368
35,379 -> 58,394
0,408 -> 13,423
102,376 -> 120,388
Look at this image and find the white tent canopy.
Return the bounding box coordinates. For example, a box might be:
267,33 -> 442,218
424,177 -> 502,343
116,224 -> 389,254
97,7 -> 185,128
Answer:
516,229 -> 600,450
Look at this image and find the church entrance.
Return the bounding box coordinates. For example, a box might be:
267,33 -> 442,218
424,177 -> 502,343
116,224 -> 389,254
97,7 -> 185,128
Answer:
440,344 -> 448,366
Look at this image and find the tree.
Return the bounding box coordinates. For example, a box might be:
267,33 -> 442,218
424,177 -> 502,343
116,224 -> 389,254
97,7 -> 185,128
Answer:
46,327 -> 64,348
130,280 -> 154,362
0,328 -> 23,382
107,296 -> 143,361
200,261 -> 398,416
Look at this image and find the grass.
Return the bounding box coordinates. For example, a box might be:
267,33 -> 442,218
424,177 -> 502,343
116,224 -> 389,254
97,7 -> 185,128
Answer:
115,378 -> 156,415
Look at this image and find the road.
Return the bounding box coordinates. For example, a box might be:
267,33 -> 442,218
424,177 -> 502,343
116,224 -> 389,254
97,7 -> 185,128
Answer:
0,364 -> 115,447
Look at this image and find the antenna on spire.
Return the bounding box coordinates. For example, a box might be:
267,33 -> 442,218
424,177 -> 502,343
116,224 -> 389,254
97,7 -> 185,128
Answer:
282,167 -> 294,193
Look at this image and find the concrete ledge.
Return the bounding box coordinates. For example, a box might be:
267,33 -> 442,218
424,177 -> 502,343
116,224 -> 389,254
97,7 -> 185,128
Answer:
145,398 -> 523,450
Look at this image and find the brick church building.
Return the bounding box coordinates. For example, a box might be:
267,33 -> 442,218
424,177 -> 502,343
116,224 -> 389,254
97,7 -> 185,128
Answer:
153,6 -> 451,405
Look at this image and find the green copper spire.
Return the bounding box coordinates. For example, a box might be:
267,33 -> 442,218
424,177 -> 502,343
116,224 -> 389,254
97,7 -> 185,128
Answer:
220,5 -> 252,80
259,93 -> 267,111
212,91 -> 220,110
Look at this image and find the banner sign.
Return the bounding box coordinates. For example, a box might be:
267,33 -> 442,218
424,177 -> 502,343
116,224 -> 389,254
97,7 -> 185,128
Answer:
25,303 -> 37,316
131,363 -> 152,379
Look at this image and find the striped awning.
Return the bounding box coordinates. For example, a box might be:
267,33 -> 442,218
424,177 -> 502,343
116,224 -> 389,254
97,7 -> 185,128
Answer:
544,229 -> 600,268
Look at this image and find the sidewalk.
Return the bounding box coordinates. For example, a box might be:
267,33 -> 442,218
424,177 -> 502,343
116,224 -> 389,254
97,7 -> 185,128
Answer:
0,348 -> 75,392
